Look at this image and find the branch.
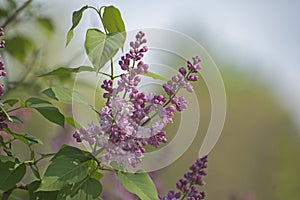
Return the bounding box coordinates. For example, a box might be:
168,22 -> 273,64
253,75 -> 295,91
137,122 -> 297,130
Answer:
1,183 -> 28,200
1,0 -> 33,28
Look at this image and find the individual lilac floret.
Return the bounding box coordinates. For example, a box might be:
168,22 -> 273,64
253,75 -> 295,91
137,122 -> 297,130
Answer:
73,31 -> 202,169
160,155 -> 208,200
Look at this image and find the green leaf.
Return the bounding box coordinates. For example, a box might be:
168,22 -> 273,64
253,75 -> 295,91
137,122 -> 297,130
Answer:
38,157 -> 90,191
42,86 -> 89,107
39,153 -> 55,160
3,99 -> 19,107
0,106 -> 13,122
14,133 -> 43,145
25,97 -> 65,127
38,66 -> 95,77
7,0 -> 17,10
65,117 -> 80,128
85,29 -> 125,73
51,145 -> 91,162
38,145 -> 92,191
142,72 -> 169,81
57,178 -> 102,200
28,181 -> 58,200
0,9 -> 9,17
25,97 -> 52,107
0,155 -> 16,163
66,5 -> 88,46
37,17 -> 55,36
34,107 -> 65,127
10,116 -> 23,124
117,171 -> 159,200
0,142 -> 13,157
0,162 -> 26,191
5,36 -> 35,62
3,128 -> 43,145
102,6 -> 126,34
91,171 -> 103,181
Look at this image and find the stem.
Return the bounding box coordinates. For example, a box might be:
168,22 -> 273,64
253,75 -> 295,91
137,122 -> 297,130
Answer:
35,153 -> 55,163
98,162 -> 114,172
141,71 -> 192,126
7,106 -> 22,113
110,59 -> 114,80
99,71 -> 111,77
180,181 -> 194,200
27,145 -> 41,180
1,0 -> 33,28
92,149 -> 103,160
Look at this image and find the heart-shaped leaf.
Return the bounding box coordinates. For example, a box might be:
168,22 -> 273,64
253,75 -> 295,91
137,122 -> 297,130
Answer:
66,5 -> 88,46
84,29 -> 125,73
117,171 -> 159,200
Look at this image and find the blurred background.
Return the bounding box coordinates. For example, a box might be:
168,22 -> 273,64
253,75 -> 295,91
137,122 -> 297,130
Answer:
1,0 -> 300,199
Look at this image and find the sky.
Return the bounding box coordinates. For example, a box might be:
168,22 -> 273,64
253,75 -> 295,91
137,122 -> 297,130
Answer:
44,0 -> 300,131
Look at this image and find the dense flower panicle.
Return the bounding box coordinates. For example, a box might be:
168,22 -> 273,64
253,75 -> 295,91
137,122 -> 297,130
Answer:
0,27 -> 7,130
73,31 -> 202,168
161,155 -> 208,200
0,27 -> 6,99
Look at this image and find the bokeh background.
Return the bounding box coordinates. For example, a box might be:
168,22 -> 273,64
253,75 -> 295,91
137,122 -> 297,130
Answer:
1,0 -> 300,199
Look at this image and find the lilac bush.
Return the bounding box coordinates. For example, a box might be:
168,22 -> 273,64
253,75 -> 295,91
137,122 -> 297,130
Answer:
0,3 -> 209,200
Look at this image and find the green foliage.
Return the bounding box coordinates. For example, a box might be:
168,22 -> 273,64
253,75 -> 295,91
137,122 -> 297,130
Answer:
142,72 -> 169,81
9,116 -> 23,124
25,97 -> 65,127
102,6 -> 126,34
42,86 -> 90,107
5,36 -> 35,62
4,128 -> 43,145
0,157 -> 26,191
3,99 -> 19,107
37,17 -> 55,36
66,5 -> 126,73
39,66 -> 95,77
0,0 -> 16,18
28,181 -> 59,200
57,178 -> 102,200
66,5 -> 88,46
0,106 -> 13,122
65,117 -> 80,128
85,29 -> 125,73
117,171 -> 159,200
37,145 -> 97,192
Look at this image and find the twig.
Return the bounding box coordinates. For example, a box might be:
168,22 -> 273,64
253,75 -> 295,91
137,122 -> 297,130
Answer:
1,0 -> 33,28
1,183 -> 28,200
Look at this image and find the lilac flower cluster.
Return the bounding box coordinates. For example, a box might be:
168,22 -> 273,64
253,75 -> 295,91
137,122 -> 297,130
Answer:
0,27 -> 7,131
0,27 -> 6,99
160,155 -> 208,200
73,31 -> 202,168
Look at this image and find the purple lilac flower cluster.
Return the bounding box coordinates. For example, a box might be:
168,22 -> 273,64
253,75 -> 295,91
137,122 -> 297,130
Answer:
160,155 -> 208,200
73,31 -> 202,168
0,27 -> 6,98
0,27 -> 7,131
